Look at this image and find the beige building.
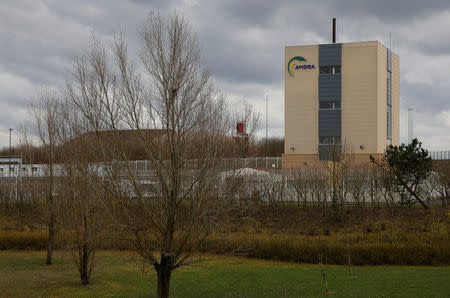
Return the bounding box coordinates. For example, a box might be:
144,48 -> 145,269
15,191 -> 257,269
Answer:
282,41 -> 399,168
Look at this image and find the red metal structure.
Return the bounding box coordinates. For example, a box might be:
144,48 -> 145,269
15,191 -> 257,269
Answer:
236,121 -> 245,135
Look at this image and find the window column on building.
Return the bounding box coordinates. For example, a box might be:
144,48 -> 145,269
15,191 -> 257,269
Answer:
387,48 -> 392,143
318,44 -> 342,160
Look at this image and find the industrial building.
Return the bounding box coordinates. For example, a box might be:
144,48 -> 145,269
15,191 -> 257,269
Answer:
282,40 -> 400,168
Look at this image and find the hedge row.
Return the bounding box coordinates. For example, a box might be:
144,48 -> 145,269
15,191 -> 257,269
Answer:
1,231 -> 448,266
201,234 -> 449,266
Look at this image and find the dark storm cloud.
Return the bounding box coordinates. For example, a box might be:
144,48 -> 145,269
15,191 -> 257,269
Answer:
189,0 -> 448,87
215,0 -> 288,26
129,0 -> 175,6
327,0 -> 450,22
0,0 -> 174,86
198,30 -> 284,85
189,1 -> 328,85
323,0 -> 450,56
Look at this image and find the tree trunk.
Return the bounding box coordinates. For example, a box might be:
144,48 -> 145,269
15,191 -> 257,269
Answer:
80,245 -> 89,286
155,253 -> 174,298
46,220 -> 55,265
399,178 -> 428,209
156,266 -> 172,298
81,259 -> 89,286
80,215 -> 90,286
46,173 -> 55,265
80,243 -> 89,285
81,276 -> 89,286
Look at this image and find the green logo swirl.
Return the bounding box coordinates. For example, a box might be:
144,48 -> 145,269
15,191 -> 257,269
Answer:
288,56 -> 307,77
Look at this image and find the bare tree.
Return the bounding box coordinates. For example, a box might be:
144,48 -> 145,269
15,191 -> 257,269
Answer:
260,170 -> 284,207
56,104 -> 104,286
288,168 -> 311,208
378,169 -> 397,209
369,167 -> 382,207
345,166 -> 370,206
433,162 -> 450,207
322,141 -> 353,221
308,164 -> 328,217
0,180 -> 14,213
29,90 -> 64,265
64,174 -> 102,286
64,13 -> 244,297
232,103 -> 261,157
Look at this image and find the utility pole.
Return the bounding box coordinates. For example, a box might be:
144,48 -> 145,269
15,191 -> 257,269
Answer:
9,128 -> 13,178
408,108 -> 415,143
265,94 -> 268,155
389,32 -> 391,49
341,160 -> 345,202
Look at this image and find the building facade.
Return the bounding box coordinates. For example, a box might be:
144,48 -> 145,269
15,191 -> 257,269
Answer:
282,41 -> 399,168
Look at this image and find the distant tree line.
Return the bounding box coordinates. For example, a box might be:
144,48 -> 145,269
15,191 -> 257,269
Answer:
0,136 -> 284,163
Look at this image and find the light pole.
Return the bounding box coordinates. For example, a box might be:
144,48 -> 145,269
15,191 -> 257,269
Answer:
265,94 -> 268,155
8,128 -> 13,178
341,160 -> 345,202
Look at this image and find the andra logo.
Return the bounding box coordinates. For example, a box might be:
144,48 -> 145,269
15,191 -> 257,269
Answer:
288,56 -> 315,77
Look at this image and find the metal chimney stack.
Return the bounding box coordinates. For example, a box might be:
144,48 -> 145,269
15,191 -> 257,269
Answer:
332,18 -> 336,43
408,108 -> 415,143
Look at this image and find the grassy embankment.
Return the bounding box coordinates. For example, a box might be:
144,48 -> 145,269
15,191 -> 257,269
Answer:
1,206 -> 448,265
1,251 -> 449,297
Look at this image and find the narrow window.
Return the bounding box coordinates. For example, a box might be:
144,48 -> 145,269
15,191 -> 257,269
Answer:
320,101 -> 341,110
319,136 -> 341,145
320,66 -> 331,74
319,66 -> 340,75
387,105 -> 392,140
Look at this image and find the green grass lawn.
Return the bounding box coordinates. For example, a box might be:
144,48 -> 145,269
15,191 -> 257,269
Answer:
0,251 -> 449,297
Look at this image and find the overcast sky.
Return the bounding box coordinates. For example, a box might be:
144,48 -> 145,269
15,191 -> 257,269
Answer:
1,0 -> 449,150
